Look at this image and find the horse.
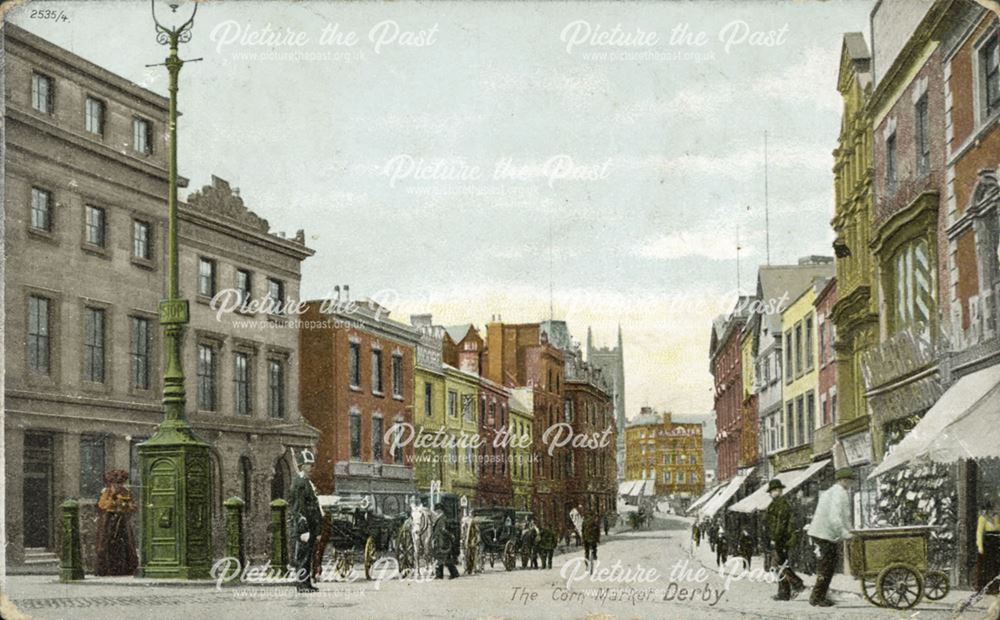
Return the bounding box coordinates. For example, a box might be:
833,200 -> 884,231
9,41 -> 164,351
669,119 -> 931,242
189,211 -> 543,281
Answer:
409,502 -> 434,578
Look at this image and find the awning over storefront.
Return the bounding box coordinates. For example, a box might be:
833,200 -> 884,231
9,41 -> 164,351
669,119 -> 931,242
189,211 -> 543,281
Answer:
619,480 -> 652,497
700,470 -> 752,519
729,460 -> 830,513
686,485 -> 722,514
870,364 -> 1000,478
640,479 -> 656,496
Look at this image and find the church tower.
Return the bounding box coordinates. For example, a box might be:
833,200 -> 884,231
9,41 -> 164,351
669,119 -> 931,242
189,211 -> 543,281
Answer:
587,325 -> 626,482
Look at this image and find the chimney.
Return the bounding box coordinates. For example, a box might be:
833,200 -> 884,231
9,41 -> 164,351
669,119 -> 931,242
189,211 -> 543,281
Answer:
334,285 -> 341,302
343,285 -> 350,301
797,255 -> 833,266
411,314 -> 433,328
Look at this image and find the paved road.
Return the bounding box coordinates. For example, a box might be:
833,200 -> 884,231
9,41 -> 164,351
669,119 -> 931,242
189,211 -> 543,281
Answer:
4,515 -> 995,619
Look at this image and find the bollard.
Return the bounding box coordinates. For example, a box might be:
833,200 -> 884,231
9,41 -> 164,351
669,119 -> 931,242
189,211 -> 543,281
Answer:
270,499 -> 289,572
60,499 -> 84,581
224,497 -> 245,577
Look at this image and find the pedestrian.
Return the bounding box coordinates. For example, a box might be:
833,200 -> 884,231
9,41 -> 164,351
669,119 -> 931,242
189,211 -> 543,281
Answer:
765,478 -> 805,601
738,528 -> 754,569
520,517 -> 539,569
537,523 -> 557,569
94,469 -> 138,576
707,521 -> 716,553
432,502 -> 460,579
692,522 -> 701,548
582,506 -> 601,566
570,505 -> 583,546
806,468 -> 855,607
603,512 -> 610,536
715,522 -> 728,567
976,500 -> 1000,595
289,449 -> 322,592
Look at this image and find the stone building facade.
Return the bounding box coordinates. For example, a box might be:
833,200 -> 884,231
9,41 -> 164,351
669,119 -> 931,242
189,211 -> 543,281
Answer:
586,326 -> 625,482
623,408 -> 704,500
3,23 -> 315,568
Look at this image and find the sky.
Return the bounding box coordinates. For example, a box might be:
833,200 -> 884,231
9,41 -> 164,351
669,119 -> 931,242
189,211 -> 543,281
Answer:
9,0 -> 874,421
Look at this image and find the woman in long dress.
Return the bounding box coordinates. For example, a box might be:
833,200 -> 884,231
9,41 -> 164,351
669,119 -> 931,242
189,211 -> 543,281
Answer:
94,469 -> 138,576
976,501 -> 1000,595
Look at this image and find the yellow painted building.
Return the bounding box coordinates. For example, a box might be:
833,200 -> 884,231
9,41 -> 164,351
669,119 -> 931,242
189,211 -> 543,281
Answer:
410,321 -> 447,492
624,408 -> 704,498
508,387 -> 534,512
442,364 -> 480,500
774,279 -> 828,471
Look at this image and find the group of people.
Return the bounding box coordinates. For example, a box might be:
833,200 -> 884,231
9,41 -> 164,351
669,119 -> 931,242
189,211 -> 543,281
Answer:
692,518 -> 754,569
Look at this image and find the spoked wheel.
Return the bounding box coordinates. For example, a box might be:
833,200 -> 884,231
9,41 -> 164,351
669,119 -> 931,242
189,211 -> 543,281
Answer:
335,550 -> 353,579
464,539 -> 478,575
503,540 -> 517,571
877,563 -> 924,610
363,536 -> 376,581
861,576 -> 883,607
396,526 -> 415,577
923,570 -> 949,601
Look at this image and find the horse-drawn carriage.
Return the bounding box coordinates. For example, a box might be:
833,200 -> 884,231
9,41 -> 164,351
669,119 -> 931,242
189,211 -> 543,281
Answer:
847,525 -> 950,609
464,507 -> 519,572
316,495 -> 406,580
396,492 -> 462,577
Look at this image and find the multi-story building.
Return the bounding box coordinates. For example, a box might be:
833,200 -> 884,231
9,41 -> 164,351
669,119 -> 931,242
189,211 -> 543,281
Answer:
3,24 -> 316,569
830,31 -> 880,479
814,277 -> 839,462
476,374 -> 512,507
441,363 -> 481,502
483,320 -> 566,528
409,315 -> 446,492
709,298 -> 752,482
623,408 -> 704,499
508,387 -> 534,512
298,297 -> 418,516
587,326 -> 625,482
773,276 -> 830,473
739,322 -> 759,470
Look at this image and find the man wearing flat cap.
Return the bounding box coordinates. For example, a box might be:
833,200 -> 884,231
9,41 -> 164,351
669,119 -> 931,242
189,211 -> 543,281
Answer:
765,478 -> 804,601
806,468 -> 856,607
290,448 -> 322,592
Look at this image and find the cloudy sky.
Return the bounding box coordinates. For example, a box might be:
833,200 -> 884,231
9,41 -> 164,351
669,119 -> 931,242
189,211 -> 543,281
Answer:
11,0 -> 873,420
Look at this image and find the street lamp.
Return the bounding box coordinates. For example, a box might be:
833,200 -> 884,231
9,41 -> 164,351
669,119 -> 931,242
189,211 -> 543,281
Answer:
137,0 -> 212,579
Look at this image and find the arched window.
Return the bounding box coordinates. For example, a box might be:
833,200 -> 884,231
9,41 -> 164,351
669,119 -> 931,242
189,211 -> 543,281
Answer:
240,456 -> 253,511
271,455 -> 290,501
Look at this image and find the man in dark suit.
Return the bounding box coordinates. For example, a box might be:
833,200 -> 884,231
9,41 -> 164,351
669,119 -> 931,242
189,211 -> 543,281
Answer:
290,449 -> 322,592
766,478 -> 805,601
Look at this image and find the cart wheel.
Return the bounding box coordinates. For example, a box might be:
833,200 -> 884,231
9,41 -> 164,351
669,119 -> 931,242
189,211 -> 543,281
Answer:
923,570 -> 949,601
861,576 -> 883,607
503,540 -> 517,571
364,536 -> 376,581
877,563 -> 924,609
465,539 -> 477,575
336,551 -> 353,579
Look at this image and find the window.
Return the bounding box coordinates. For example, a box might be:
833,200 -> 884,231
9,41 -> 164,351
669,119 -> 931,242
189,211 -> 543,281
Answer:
822,394 -> 830,427
892,238 -> 933,332
372,416 -> 383,462
236,270 -> 252,305
27,296 -> 50,375
982,33 -> 1000,118
805,314 -> 814,370
267,278 -> 285,314
796,396 -> 805,446
133,117 -> 153,155
85,97 -> 105,136
462,394 -> 474,421
234,352 -> 251,416
886,132 -> 897,195
831,393 -> 838,425
818,319 -> 826,365
915,94 -> 930,175
350,412 -> 361,459
31,72 -> 53,114
83,307 -> 106,383
268,359 -> 285,418
371,349 -> 383,393
785,402 -> 794,448
31,187 -> 52,232
784,333 -> 793,383
130,316 -> 152,390
198,258 -> 216,297
197,344 -> 217,411
391,354 -> 402,397
448,390 -> 457,417
133,220 -> 151,260
392,422 -> 404,463
794,322 -> 803,375
806,392 -> 816,442
80,435 -> 106,498
450,444 -> 458,470
424,382 -> 433,416
85,205 -> 106,247
348,342 -> 361,387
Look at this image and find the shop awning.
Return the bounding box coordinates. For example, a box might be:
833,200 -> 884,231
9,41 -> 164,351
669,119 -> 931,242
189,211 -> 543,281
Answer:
870,364 -> 1000,478
729,459 -> 831,513
640,479 -> 656,496
619,480 -> 649,497
686,485 -> 722,515
700,470 -> 752,520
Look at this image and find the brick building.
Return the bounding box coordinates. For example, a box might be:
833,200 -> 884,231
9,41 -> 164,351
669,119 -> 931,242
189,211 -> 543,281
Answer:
813,277 -> 839,462
709,298 -> 752,482
298,297 -> 418,516
623,408 -> 704,500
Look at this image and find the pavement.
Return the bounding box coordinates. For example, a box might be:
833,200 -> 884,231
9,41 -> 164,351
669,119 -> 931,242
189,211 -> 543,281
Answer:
2,513 -> 997,620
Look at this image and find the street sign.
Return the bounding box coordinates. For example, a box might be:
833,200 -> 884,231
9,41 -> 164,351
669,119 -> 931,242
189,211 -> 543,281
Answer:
159,299 -> 189,325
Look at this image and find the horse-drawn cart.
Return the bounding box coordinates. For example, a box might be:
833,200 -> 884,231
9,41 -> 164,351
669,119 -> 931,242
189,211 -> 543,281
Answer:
468,507 -> 518,571
847,525 -> 949,609
316,496 -> 405,580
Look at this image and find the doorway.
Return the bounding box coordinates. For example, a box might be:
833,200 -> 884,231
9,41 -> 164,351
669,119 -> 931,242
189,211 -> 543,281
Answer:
23,433 -> 54,549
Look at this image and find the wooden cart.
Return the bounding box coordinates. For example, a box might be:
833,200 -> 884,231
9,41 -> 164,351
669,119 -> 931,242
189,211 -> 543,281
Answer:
847,525 -> 950,609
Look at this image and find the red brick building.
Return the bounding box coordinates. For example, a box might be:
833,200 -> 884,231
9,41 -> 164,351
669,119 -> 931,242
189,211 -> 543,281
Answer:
477,376 -> 513,507
299,298 -> 419,516
814,277 -> 838,459
563,347 -> 616,517
709,299 -> 751,482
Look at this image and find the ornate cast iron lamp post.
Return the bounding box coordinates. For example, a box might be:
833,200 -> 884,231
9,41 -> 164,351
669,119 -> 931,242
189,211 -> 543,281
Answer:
137,0 -> 212,579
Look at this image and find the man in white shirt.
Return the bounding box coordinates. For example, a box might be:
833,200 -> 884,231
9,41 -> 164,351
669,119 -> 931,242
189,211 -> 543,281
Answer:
806,467 -> 855,607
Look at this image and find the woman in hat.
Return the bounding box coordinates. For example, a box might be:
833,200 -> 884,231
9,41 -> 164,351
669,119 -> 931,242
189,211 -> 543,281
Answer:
94,469 -> 138,576
976,500 -> 1000,595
